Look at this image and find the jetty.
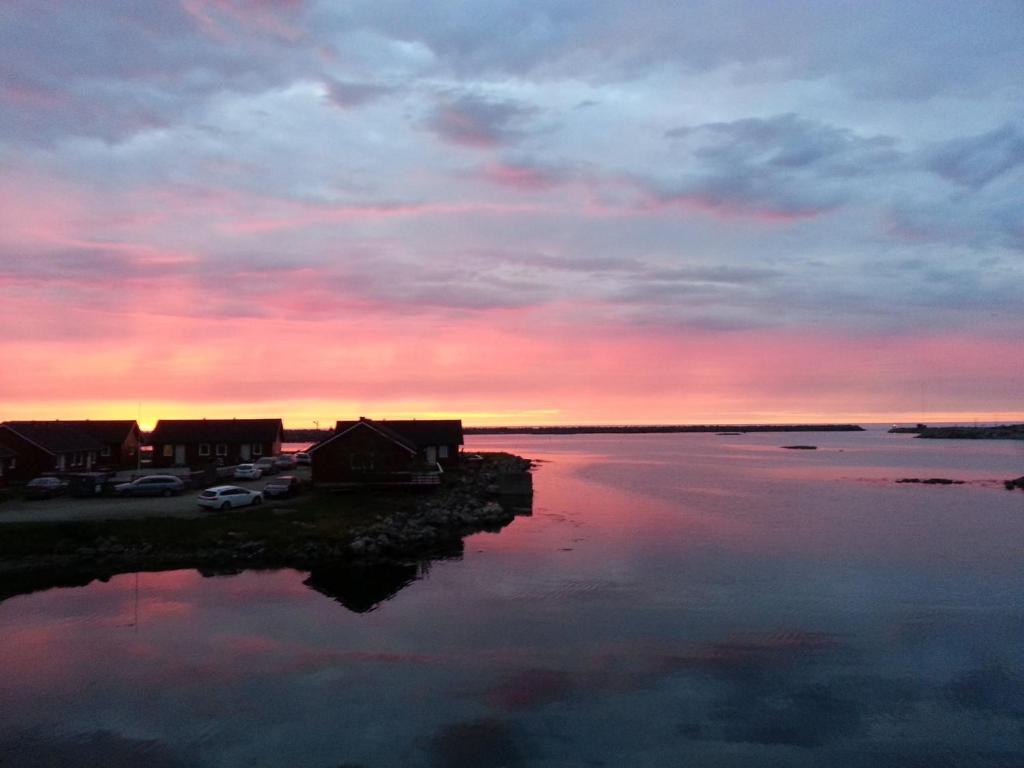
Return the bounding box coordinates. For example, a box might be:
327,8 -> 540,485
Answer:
465,424 -> 865,435
889,424 -> 1024,440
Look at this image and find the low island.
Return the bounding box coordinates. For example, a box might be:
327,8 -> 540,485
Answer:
889,423 -> 1024,439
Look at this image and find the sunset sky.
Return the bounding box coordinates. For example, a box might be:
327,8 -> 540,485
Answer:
1,1 -> 1022,429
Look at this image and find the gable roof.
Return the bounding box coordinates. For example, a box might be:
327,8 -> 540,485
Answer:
327,418 -> 464,449
311,419 -> 417,454
367,419 -> 464,447
62,420 -> 139,444
150,419 -> 283,444
1,421 -> 106,454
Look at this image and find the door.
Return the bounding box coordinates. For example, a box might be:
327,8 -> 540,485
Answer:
425,446 -> 437,465
241,444 -> 251,461
174,445 -> 186,465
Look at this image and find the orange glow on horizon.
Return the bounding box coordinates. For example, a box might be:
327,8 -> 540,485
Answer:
2,398 -> 1021,433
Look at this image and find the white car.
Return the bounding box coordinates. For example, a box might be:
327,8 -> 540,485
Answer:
197,485 -> 263,510
233,463 -> 263,480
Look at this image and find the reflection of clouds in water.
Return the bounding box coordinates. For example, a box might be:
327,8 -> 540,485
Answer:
458,629 -> 1024,765
945,666 -> 1024,717
0,727 -> 196,768
429,718 -> 527,768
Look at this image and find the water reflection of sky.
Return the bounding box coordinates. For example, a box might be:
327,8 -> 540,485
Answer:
2,430 -> 1023,767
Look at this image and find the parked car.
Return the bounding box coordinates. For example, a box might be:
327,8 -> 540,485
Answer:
233,463 -> 263,480
274,455 -> 297,471
197,485 -> 263,510
25,476 -> 68,500
254,457 -> 278,476
114,475 -> 186,497
67,472 -> 115,497
294,452 -> 311,466
263,475 -> 301,499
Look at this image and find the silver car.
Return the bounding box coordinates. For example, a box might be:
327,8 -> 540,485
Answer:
114,475 -> 186,497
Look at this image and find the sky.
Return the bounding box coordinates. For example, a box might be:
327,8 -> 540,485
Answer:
1,0 -> 1022,429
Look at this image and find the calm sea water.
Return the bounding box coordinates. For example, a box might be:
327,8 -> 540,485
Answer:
2,429 -> 1023,767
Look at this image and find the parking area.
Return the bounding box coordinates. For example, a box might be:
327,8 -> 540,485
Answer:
0,466 -> 312,524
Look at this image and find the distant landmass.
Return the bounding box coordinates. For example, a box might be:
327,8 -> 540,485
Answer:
283,428 -> 333,443
907,424 -> 1024,440
464,424 -> 865,435
284,425 -> 866,442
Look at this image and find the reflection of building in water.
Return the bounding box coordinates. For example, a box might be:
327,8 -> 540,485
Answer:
304,560 -> 439,613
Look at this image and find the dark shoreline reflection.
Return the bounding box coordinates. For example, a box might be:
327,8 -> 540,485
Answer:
0,568 -> 114,603
304,559 -> 441,613
0,494 -> 534,609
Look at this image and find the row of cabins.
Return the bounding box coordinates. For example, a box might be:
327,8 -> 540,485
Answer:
0,420 -> 142,485
0,417 -> 464,487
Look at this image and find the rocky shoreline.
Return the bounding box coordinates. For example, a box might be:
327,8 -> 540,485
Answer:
0,453 -> 534,601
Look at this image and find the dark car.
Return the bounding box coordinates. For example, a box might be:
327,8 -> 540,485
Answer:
254,457 -> 278,476
263,475 -> 301,499
114,475 -> 186,497
25,476 -> 68,500
274,455 -> 298,471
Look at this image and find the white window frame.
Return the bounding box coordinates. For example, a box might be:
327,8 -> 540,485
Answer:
439,445 -> 449,459
199,443 -> 211,456
216,443 -> 228,457
100,446 -> 111,458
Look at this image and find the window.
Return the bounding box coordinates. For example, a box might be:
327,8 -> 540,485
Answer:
163,445 -> 173,458
253,443 -> 263,456
100,446 -> 111,457
350,453 -> 375,470
199,443 -> 211,456
216,444 -> 227,456
439,446 -> 449,459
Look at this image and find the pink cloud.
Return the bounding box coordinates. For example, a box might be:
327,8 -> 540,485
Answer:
479,162 -> 562,191
181,0 -> 306,43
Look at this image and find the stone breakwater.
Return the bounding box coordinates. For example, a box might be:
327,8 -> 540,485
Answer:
349,455 -> 532,564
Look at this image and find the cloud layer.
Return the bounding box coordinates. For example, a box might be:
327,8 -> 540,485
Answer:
1,0 -> 1022,424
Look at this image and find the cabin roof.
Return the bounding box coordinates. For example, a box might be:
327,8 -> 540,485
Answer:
61,420 -> 139,443
334,419 -> 464,447
1,421 -> 106,454
150,419 -> 284,444
311,418 -> 464,454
